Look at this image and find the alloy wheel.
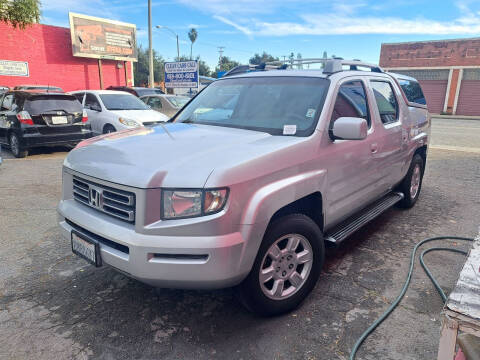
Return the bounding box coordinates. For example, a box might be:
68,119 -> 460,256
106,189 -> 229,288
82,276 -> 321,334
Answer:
410,164 -> 421,199
259,234 -> 313,300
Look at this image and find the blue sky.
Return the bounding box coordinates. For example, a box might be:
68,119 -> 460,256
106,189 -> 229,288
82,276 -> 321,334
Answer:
41,0 -> 480,70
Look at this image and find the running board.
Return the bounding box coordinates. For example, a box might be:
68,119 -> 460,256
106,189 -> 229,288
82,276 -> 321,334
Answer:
325,192 -> 404,245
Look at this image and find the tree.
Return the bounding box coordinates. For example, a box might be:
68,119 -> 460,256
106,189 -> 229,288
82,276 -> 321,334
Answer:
188,28 -> 198,60
289,52 -> 295,66
296,53 -> 303,69
321,51 -> 327,68
0,0 -> 40,28
249,52 -> 278,65
197,57 -> 211,77
215,56 -> 240,74
133,46 -> 165,86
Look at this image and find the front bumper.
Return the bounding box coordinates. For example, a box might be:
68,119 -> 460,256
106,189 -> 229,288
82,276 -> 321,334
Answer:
58,199 -> 251,289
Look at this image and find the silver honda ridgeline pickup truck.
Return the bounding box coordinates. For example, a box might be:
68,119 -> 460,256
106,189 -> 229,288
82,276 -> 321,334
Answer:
58,59 -> 430,316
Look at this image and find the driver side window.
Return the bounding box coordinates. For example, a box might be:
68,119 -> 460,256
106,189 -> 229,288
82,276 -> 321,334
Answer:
85,93 -> 101,110
331,80 -> 371,128
148,97 -> 162,110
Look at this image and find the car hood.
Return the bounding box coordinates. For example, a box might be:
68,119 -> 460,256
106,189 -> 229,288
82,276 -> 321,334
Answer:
64,123 -> 305,189
110,109 -> 169,123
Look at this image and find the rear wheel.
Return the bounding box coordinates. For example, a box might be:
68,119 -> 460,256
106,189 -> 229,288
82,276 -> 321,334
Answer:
9,133 -> 28,158
103,124 -> 116,134
238,214 -> 324,316
397,154 -> 424,208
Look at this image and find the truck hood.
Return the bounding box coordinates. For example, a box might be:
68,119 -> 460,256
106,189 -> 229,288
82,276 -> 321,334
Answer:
64,123 -> 304,188
110,109 -> 169,123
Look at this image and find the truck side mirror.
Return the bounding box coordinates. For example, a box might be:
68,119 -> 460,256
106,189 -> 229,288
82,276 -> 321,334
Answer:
330,117 -> 368,141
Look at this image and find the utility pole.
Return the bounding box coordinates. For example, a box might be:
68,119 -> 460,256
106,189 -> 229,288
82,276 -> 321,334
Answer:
218,46 -> 225,70
282,55 -> 286,63
148,0 -> 154,88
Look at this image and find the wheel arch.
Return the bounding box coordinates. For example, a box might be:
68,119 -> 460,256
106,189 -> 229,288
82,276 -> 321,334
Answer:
103,123 -> 116,133
414,145 -> 428,172
269,192 -> 324,232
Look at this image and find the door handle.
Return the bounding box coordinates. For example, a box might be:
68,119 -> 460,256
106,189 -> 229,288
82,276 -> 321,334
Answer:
370,143 -> 378,154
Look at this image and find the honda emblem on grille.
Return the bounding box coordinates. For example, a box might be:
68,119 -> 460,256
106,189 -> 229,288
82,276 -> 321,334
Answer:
89,188 -> 101,208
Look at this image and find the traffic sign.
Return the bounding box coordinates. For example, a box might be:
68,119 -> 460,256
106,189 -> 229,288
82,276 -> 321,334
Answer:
164,60 -> 199,88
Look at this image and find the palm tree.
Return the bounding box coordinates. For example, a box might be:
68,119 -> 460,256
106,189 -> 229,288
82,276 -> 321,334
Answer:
188,28 -> 198,60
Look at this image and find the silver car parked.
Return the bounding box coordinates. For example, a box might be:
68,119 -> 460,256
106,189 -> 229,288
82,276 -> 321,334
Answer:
140,94 -> 190,118
69,90 -> 168,135
58,59 -> 430,316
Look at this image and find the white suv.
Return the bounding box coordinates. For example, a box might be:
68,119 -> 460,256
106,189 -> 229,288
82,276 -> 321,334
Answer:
70,90 -> 168,135
59,59 -> 430,316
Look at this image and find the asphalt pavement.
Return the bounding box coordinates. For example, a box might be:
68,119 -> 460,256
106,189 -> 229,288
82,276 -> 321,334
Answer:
0,118 -> 479,360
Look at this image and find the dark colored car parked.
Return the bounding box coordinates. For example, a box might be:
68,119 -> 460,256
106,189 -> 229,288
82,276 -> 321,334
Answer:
0,91 -> 92,157
106,86 -> 164,97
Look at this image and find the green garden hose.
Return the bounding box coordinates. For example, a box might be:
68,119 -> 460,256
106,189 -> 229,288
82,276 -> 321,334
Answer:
349,236 -> 476,360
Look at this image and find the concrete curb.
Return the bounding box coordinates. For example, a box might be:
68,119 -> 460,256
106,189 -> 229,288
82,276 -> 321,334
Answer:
432,114 -> 480,121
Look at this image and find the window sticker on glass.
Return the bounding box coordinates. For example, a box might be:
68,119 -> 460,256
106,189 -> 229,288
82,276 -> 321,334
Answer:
283,125 -> 297,135
306,108 -> 316,118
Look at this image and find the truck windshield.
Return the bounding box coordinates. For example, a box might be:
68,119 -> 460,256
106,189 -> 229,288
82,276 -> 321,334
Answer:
175,76 -> 330,136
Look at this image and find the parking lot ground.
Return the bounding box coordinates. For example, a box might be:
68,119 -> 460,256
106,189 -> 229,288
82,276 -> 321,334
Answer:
0,118 -> 479,360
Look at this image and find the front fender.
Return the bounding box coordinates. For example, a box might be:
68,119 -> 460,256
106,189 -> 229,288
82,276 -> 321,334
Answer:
241,169 -> 327,225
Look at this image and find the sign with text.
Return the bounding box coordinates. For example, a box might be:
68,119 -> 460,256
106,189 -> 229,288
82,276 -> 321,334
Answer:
164,61 -> 199,88
0,60 -> 29,77
69,12 -> 137,62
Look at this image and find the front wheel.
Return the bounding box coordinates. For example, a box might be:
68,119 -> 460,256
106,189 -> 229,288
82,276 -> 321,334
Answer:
103,124 -> 116,134
238,214 -> 325,316
397,154 -> 424,208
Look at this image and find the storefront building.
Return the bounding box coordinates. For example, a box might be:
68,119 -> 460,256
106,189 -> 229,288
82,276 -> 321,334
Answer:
0,23 -> 133,92
380,38 -> 480,116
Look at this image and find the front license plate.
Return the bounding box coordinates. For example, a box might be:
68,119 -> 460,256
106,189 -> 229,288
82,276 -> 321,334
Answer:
51,116 -> 68,124
71,231 -> 101,267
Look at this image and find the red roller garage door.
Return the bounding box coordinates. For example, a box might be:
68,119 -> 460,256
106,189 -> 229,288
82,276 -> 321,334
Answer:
456,80 -> 480,116
418,80 -> 448,114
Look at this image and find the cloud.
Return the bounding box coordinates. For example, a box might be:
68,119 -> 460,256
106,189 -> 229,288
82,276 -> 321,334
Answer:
254,12 -> 480,36
213,15 -> 253,37
175,0 -> 282,15
178,0 -> 480,38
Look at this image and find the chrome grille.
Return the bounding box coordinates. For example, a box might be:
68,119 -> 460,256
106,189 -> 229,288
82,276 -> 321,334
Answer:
72,176 -> 135,222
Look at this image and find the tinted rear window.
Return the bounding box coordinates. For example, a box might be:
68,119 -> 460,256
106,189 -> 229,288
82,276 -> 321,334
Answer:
24,95 -> 83,114
398,79 -> 426,105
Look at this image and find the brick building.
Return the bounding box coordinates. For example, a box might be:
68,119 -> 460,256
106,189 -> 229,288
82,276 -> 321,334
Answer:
379,38 -> 480,116
0,23 -> 133,92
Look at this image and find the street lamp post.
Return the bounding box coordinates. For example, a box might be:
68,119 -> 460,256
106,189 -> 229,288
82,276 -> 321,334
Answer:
156,25 -> 180,60
148,0 -> 154,88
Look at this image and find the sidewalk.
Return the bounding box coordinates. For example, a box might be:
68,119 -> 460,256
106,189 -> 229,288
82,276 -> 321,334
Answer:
432,114 -> 480,121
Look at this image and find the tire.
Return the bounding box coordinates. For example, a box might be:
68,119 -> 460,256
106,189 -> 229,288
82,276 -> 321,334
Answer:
9,133 -> 28,158
397,154 -> 424,208
103,124 -> 116,134
238,214 -> 325,316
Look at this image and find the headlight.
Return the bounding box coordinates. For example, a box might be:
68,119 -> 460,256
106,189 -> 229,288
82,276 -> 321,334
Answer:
118,117 -> 141,127
162,188 -> 228,219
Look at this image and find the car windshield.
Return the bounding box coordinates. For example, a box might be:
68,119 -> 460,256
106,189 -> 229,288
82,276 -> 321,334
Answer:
99,94 -> 150,110
166,96 -> 190,108
175,76 -> 330,136
24,95 -> 82,115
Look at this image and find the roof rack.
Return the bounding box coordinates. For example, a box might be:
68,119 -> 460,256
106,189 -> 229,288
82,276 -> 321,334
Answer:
222,58 -> 383,78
